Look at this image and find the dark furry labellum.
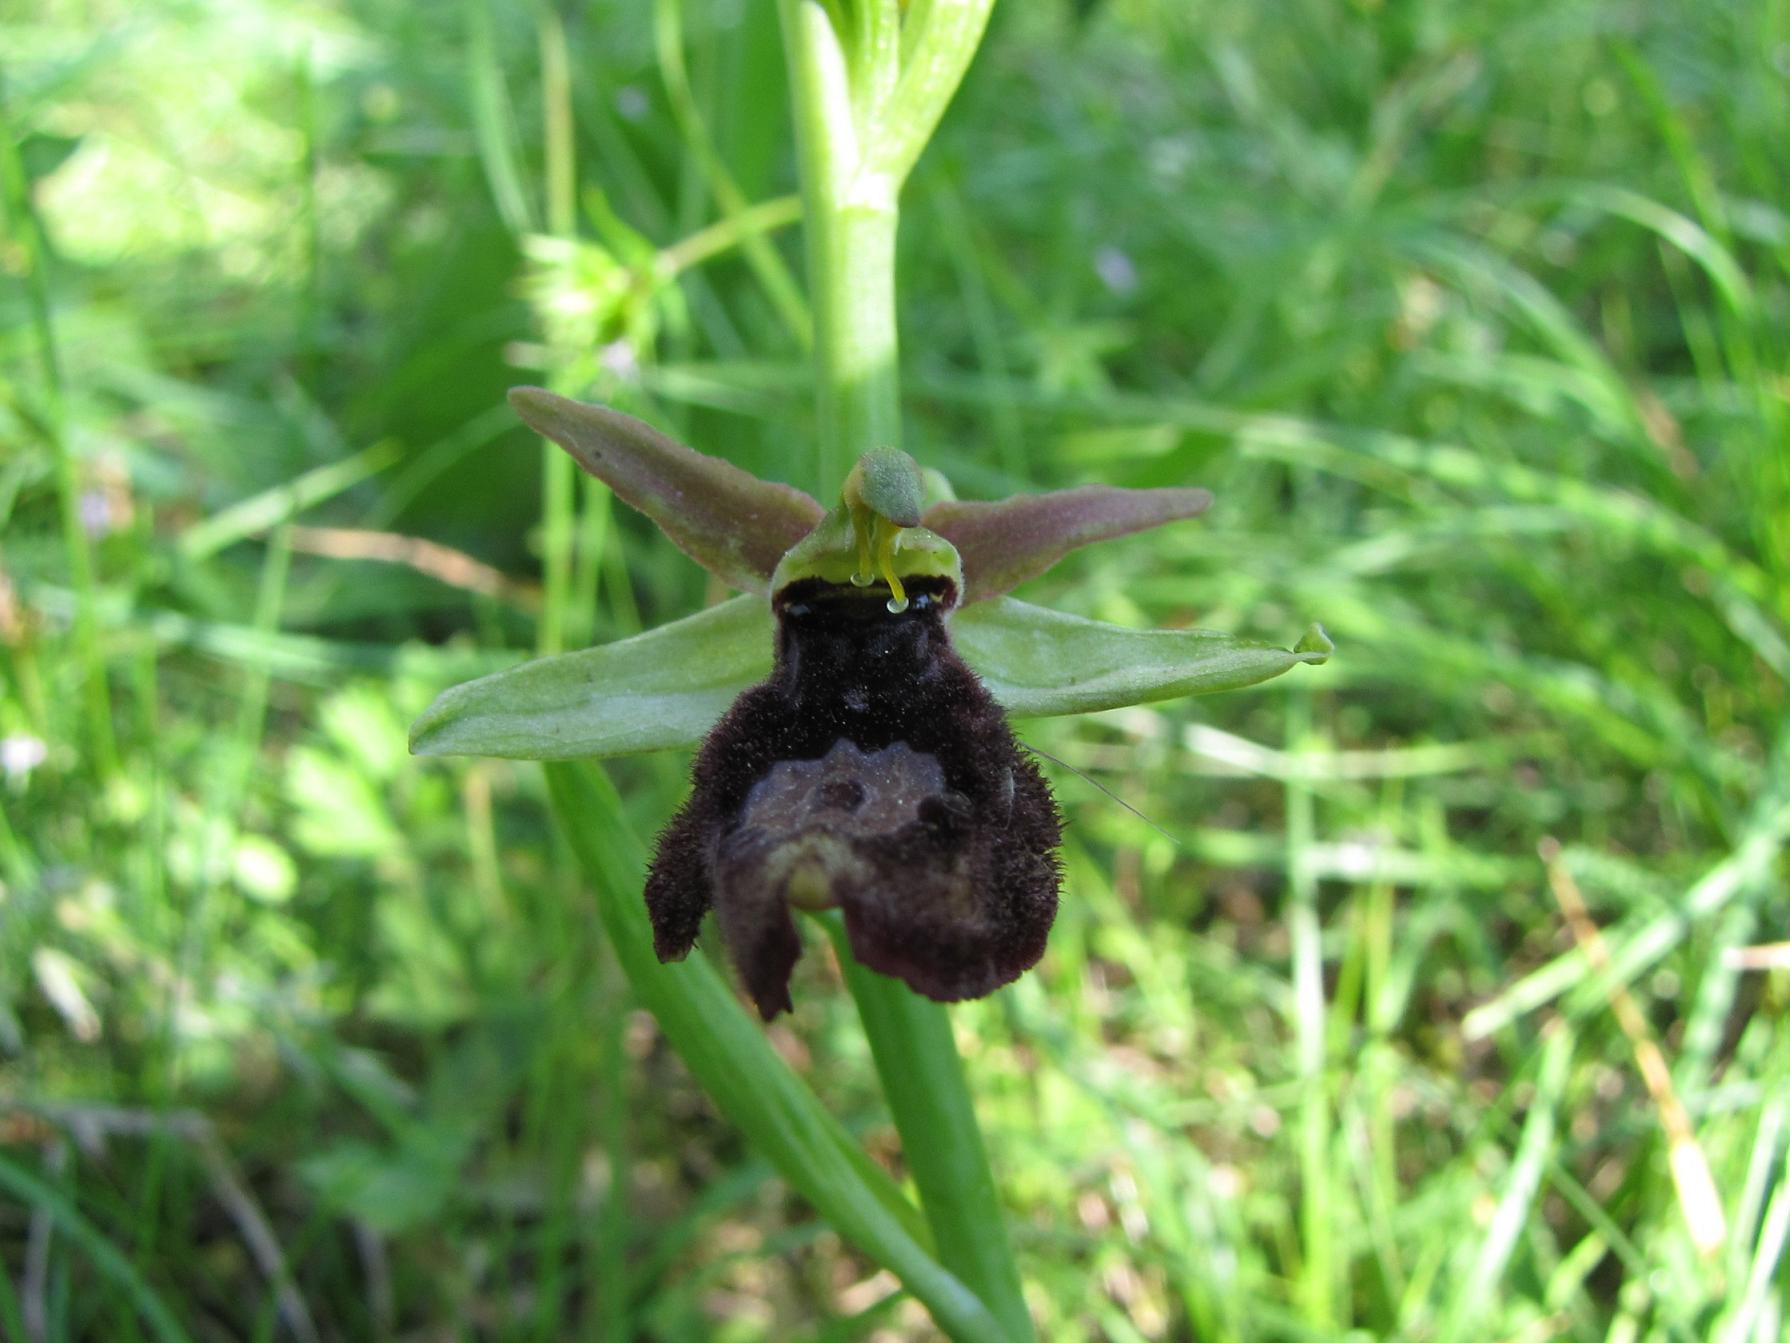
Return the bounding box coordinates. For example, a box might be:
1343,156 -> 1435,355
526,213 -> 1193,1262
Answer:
644,576 -> 1062,1018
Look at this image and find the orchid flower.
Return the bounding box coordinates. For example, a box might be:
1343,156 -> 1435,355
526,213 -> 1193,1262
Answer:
411,389 -> 1330,1017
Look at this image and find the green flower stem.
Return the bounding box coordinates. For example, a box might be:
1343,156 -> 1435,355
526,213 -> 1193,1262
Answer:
818,198 -> 902,470
827,921 -> 1035,1343
779,4 -> 1032,1339
779,0 -> 904,487
544,761 -> 1012,1343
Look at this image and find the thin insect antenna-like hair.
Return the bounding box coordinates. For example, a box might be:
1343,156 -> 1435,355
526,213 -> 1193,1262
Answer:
1019,742 -> 1181,848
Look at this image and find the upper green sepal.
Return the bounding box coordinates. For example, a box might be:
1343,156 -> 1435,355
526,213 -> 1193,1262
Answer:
949,597 -> 1331,717
409,595 -> 773,759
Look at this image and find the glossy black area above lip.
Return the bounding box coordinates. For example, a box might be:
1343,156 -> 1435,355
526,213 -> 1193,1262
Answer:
773,573 -> 958,621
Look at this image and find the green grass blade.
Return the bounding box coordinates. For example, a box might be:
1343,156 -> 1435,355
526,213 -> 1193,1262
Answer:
176,440 -> 403,562
0,1152 -> 192,1343
463,0 -> 535,236
1439,1030 -> 1571,1343
0,90 -> 116,777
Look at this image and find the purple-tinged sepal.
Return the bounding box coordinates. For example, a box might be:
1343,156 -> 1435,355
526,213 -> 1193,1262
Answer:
509,387 -> 822,593
925,483 -> 1212,603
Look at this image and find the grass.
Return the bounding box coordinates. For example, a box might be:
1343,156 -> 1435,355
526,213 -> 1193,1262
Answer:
2,0 -> 1787,1338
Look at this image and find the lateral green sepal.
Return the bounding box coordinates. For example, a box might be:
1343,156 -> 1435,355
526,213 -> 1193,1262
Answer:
409,595 -> 773,759
950,597 -> 1331,717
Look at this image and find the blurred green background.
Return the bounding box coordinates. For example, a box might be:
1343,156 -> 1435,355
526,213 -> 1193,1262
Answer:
3,1 -> 1787,1339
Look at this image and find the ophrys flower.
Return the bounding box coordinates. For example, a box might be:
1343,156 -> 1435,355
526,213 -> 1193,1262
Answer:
411,390 -> 1330,1017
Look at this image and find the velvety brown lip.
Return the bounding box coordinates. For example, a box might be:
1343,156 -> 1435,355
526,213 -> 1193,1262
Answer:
644,571 -> 1060,1019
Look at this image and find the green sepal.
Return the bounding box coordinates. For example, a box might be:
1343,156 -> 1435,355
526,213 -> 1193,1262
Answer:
510,388 -> 823,594
951,596 -> 1332,717
408,596 -> 773,759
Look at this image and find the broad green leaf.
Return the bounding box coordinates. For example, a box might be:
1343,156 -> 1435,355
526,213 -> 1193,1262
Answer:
926,484 -> 1212,603
408,595 -> 772,759
951,596 -> 1331,717
510,387 -> 823,593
